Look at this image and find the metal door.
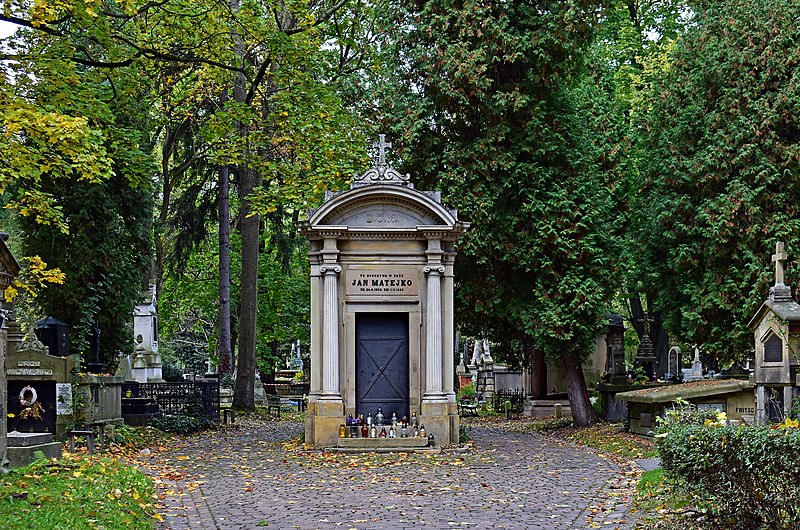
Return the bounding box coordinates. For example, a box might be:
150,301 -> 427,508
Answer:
356,312 -> 409,420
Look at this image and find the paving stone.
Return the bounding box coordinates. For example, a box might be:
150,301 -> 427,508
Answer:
152,419 -> 640,530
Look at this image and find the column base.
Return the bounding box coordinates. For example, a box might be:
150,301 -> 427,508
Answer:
422,391 -> 448,404
305,397 -> 344,448
420,401 -> 459,446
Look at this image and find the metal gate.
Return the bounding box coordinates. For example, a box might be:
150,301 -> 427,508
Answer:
355,312 -> 409,420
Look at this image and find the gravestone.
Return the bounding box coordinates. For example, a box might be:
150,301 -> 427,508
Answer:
298,135 -> 469,448
119,284 -> 164,382
6,329 -> 70,466
747,241 -> 800,424
0,232 -> 20,471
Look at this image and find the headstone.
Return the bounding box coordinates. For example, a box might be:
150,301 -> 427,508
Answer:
132,284 -> 163,381
299,135 -> 469,448
634,314 -> 658,381
684,347 -> 705,381
7,329 -> 75,435
604,314 -> 627,381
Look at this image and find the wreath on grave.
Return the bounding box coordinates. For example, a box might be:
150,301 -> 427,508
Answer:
18,385 -> 45,421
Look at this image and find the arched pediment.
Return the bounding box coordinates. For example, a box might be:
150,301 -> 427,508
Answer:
307,185 -> 457,230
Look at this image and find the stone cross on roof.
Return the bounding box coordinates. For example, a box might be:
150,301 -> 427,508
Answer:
352,134 -> 411,188
374,134 -> 392,166
772,241 -> 787,286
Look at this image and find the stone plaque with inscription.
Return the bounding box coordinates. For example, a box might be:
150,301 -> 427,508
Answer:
346,266 -> 419,296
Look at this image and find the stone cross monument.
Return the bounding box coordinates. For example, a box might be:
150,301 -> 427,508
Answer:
298,136 -> 469,448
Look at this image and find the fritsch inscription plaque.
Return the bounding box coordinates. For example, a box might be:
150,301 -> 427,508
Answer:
346,266 -> 419,296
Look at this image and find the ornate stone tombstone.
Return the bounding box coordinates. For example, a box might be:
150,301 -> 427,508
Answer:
747,241 -> 800,424
298,136 -> 469,448
7,329 -> 76,436
132,284 -> 163,381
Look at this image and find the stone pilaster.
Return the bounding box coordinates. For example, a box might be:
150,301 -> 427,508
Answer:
423,265 -> 446,401
320,264 -> 342,399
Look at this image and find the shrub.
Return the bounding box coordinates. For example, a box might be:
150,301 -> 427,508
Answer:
161,360 -> 184,382
656,421 -> 800,528
457,382 -> 476,400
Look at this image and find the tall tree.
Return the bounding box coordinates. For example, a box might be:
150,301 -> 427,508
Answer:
639,0 -> 800,364
377,0 -> 627,425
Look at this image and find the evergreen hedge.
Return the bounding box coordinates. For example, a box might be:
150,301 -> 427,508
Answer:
656,421 -> 800,528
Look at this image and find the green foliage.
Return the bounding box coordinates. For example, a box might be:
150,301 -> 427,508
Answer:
168,327 -> 211,376
220,372 -> 235,389
639,0 -> 800,363
379,0 -> 628,369
656,423 -> 800,528
457,382 -> 476,400
161,359 -> 185,382
0,454 -> 156,529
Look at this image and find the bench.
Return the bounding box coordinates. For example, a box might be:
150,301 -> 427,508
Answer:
68,430 -> 97,453
458,399 -> 480,417
222,408 -> 236,424
266,394 -> 281,418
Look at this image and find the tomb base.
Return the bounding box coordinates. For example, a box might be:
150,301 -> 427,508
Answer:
7,432 -> 61,468
331,437 -> 430,452
421,400 -> 458,447
305,397 -> 344,448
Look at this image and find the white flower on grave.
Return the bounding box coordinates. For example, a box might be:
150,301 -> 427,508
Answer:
654,432 -> 668,438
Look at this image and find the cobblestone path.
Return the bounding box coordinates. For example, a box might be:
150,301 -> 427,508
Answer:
150,419 -> 638,530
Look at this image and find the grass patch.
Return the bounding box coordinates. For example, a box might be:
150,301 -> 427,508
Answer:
637,467 -> 664,496
0,453 -> 158,529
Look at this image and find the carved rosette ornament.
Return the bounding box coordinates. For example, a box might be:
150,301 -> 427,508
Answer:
352,134 -> 411,187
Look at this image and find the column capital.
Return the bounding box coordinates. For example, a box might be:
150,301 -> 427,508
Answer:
320,264 -> 342,275
424,265 -> 445,276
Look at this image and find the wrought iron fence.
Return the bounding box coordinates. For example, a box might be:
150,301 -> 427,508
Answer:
493,389 -> 525,413
122,381 -> 220,422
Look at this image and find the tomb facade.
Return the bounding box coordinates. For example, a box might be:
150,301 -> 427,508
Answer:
299,136 -> 469,448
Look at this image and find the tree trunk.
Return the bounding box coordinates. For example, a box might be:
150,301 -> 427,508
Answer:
231,0 -> 258,409
523,336 -> 547,399
560,348 -> 596,427
233,163 -> 260,410
218,162 -> 233,375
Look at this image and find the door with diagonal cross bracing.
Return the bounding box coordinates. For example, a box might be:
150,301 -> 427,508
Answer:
356,312 -> 409,419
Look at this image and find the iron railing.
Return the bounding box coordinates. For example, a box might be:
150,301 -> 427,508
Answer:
122,381 -> 220,422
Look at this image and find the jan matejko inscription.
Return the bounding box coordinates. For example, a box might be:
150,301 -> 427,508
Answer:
346,266 -> 419,296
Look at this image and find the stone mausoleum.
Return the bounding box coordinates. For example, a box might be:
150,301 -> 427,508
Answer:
299,136 -> 469,448
748,241 -> 800,423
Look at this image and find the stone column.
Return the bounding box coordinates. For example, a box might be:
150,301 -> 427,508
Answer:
308,268 -> 322,395
320,264 -> 342,398
424,265 -> 446,401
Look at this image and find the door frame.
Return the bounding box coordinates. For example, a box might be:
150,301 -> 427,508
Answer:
343,301 -> 421,418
